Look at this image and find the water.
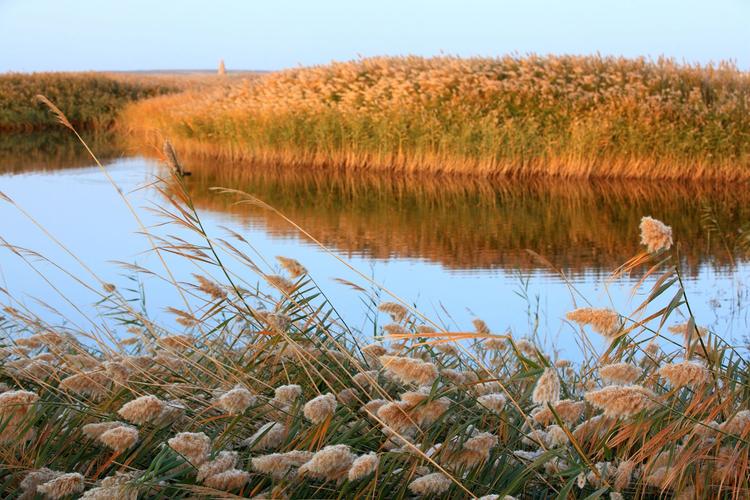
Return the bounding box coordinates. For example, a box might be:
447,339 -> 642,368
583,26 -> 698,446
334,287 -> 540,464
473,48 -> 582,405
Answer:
1,133 -> 748,357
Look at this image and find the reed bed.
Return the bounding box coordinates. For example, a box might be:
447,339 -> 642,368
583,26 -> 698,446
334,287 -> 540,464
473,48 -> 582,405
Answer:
1,107 -> 749,498
0,73 -> 176,132
122,55 -> 750,180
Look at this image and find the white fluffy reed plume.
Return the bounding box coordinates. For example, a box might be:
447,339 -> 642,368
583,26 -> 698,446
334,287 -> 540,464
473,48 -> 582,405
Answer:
566,308 -> 622,338
600,363 -> 643,385
215,385 -> 257,415
36,473 -> 85,500
298,444 -> 356,481
348,452 -> 379,481
584,385 -> 659,418
98,425 -> 139,452
242,421 -> 288,450
251,450 -> 314,479
118,395 -> 165,424
659,361 -> 710,389
532,368 -> 560,405
303,393 -> 337,423
408,472 -> 452,495
167,432 -> 211,466
379,355 -> 438,386
639,216 -> 673,253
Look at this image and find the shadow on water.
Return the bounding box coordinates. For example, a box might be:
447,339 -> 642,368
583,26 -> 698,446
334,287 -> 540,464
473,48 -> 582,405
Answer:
2,131 -> 749,278
0,129 -> 124,174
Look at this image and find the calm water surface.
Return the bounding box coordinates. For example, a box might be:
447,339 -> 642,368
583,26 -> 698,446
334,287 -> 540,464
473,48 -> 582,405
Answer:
1,133 -> 748,356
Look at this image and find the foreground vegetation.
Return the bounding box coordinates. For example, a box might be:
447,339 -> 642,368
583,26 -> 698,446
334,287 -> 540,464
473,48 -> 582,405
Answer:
0,73 -> 176,131
1,114 -> 749,498
123,55 -> 750,180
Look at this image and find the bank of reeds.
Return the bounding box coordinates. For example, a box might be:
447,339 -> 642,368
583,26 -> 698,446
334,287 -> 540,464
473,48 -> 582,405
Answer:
0,73 -> 176,132
1,103 -> 749,498
122,55 -> 750,180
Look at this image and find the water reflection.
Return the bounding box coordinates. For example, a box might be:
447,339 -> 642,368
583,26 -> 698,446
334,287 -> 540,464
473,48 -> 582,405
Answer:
0,130 -> 122,174
4,132 -> 749,277
173,158 -> 750,276
1,132 -> 748,353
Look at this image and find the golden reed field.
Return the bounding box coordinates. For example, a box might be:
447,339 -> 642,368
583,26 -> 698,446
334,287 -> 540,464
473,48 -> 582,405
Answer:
1,58 -> 750,498
121,55 -> 750,180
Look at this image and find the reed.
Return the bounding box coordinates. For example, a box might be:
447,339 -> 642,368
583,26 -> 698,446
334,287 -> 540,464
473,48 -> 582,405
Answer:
0,73 -> 175,132
122,55 -> 750,180
1,104 -> 749,498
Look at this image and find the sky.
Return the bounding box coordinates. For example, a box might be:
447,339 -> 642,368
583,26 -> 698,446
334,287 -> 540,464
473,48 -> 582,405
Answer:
0,0 -> 748,72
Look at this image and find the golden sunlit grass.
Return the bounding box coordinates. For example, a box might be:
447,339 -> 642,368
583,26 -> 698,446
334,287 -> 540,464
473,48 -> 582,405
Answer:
1,101 -> 749,498
122,54 -> 750,180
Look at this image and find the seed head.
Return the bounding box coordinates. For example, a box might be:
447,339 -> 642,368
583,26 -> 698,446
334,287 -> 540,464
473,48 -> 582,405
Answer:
156,334 -> 193,351
215,385 -> 257,415
659,361 -> 710,389
446,432 -> 498,468
202,469 -> 250,491
719,410 -> 750,436
98,425 -> 139,452
303,393 -> 337,423
59,371 -> 110,398
243,421 -> 287,450
546,425 -> 568,447
276,256 -> 307,278
83,422 -> 125,442
532,368 -> 560,405
193,274 -> 227,300
477,393 -> 506,414
20,468 -> 60,498
0,389 -> 38,443
251,450 -> 314,479
379,355 -> 438,386
298,444 -> 356,481
36,473 -> 85,499
614,460 -> 636,491
640,216 -> 673,252
408,472 -> 452,495
378,302 -> 408,322
273,384 -> 302,405
584,385 -> 658,418
600,363 -> 642,385
266,274 -> 296,294
361,399 -> 388,417
352,370 -> 378,388
348,452 -> 378,481
566,308 -> 622,338
337,388 -> 359,405
468,319 -> 491,338
531,399 -> 585,426
118,395 -> 165,424
168,432 -> 212,466
197,451 -> 239,482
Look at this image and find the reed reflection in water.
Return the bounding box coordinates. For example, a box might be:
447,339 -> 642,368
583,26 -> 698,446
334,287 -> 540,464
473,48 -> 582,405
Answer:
1,133 -> 748,355
175,157 -> 750,277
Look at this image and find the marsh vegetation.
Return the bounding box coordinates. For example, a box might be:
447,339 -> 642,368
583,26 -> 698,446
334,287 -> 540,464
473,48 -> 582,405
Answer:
1,132 -> 750,498
123,55 -> 750,180
1,57 -> 750,499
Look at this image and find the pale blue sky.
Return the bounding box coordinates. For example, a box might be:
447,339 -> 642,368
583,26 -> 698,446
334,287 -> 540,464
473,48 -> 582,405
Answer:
0,0 -> 748,72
